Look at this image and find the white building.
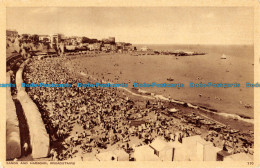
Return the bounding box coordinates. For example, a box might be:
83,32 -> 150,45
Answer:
39,35 -> 51,42
140,46 -> 149,51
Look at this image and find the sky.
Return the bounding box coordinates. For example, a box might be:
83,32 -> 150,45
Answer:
6,7 -> 254,45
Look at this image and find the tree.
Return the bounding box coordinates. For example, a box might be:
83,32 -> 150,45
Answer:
31,34 -> 39,44
82,37 -> 90,43
82,37 -> 99,44
22,34 -> 29,40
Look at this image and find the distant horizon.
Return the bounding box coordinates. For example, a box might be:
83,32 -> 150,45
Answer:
7,7 -> 253,45
7,29 -> 254,46
6,29 -> 254,46
5,29 -> 254,46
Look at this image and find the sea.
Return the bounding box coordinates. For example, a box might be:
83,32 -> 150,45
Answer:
134,44 -> 255,119
72,44 -> 255,120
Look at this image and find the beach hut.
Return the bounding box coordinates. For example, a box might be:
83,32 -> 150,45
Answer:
133,145 -> 161,161
96,151 -> 117,161
149,138 -> 168,155
216,150 -> 231,161
182,135 -> 222,161
96,150 -> 129,161
148,137 -> 193,161
168,141 -> 190,161
149,138 -> 175,161
113,149 -> 129,161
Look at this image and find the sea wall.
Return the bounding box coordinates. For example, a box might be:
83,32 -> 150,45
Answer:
6,72 -> 21,160
16,60 -> 50,158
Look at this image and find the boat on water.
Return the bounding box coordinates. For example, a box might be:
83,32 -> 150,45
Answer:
167,78 -> 174,81
221,54 -> 227,59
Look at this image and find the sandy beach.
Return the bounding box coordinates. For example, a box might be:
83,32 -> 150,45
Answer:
66,45 -> 254,119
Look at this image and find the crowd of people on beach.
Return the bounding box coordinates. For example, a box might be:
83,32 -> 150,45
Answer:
22,56 -> 254,160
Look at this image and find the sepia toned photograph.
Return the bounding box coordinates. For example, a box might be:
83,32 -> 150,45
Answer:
4,5 -> 257,164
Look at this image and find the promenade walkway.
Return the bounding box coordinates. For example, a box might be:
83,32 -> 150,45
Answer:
16,60 -> 50,158
6,72 -> 21,160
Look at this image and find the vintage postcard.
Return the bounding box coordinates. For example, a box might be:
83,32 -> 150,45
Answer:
0,0 -> 259,168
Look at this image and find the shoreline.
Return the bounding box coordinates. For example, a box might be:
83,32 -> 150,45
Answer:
76,70 -> 253,124
64,61 -> 253,133
67,51 -> 254,119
